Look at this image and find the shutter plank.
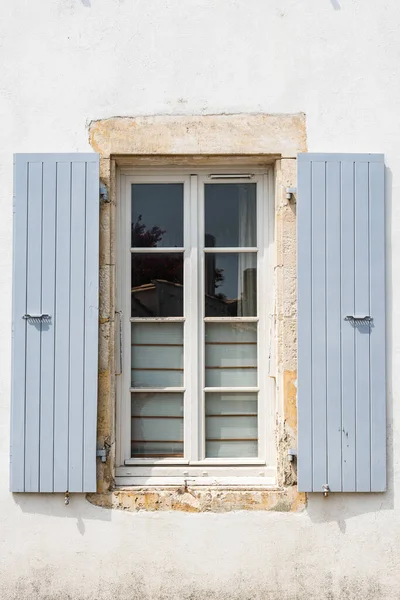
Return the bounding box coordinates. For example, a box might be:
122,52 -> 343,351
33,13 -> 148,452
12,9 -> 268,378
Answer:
369,162 -> 386,491
39,161 -> 57,492
53,161 -> 71,492
68,163 -> 86,492
354,162 -> 371,491
10,158 -> 28,492
83,160 -> 100,492
25,162 -> 43,492
311,161 -> 327,492
298,153 -> 385,493
297,158 -> 313,492
340,161 -> 357,491
326,161 -> 342,491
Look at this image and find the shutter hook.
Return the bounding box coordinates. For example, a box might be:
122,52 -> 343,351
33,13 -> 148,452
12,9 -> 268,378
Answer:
322,484 -> 330,498
64,491 -> 70,506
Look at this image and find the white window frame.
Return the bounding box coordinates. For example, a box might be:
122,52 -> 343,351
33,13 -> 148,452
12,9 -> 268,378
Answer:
116,166 -> 276,486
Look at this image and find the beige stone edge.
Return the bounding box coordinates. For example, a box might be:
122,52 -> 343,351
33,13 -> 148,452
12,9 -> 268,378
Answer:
88,113 -> 306,513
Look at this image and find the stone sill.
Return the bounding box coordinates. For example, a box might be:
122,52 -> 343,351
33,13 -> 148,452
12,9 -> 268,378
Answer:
86,486 -> 306,513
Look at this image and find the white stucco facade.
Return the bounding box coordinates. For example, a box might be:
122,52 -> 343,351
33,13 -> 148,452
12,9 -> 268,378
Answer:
1,1 -> 400,598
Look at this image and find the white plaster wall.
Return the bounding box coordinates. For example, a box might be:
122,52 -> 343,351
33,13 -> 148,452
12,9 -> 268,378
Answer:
0,1 -> 399,598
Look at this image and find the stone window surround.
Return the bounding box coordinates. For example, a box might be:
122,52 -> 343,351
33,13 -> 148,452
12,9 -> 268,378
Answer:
87,113 -> 307,513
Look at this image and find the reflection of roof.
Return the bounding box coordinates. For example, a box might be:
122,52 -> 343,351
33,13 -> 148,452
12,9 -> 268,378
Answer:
132,279 -> 183,293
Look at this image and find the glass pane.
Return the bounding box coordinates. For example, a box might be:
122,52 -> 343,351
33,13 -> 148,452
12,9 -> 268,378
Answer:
205,368 -> 257,387
131,393 -> 183,417
131,323 -> 183,388
205,392 -> 258,415
132,441 -> 184,458
206,440 -> 258,458
205,183 -> 256,247
205,323 -> 257,387
205,322 -> 257,343
204,253 -> 257,317
131,393 -> 184,458
132,322 -> 183,344
131,253 -> 183,316
131,183 -> 183,248
205,393 -> 258,457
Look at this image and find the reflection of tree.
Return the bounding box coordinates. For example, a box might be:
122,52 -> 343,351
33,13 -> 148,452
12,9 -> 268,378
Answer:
131,217 -> 224,290
132,215 -> 165,248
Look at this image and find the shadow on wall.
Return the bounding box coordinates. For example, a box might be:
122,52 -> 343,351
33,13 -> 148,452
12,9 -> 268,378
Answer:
81,0 -> 91,6
330,0 -> 341,10
307,167 -> 394,529
12,493 -> 111,536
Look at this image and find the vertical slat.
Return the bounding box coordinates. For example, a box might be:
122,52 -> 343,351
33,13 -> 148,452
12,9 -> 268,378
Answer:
354,162 -> 371,491
311,161 -> 327,492
24,162 -> 43,492
297,158 -> 313,492
341,161 -> 356,491
10,157 -> 29,492
325,161 -> 342,491
369,162 -> 386,491
68,163 -> 86,492
83,159 -> 99,492
53,161 -> 71,492
39,161 -> 57,492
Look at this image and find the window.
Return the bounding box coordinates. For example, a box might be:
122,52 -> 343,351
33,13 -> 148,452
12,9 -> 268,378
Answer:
117,169 -> 275,485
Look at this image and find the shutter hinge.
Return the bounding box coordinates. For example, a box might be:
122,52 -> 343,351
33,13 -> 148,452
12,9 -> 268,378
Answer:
285,187 -> 297,202
100,183 -> 109,203
96,445 -> 110,463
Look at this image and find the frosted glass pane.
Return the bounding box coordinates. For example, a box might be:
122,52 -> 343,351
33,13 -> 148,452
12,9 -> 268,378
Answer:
131,323 -> 183,388
205,392 -> 257,415
205,344 -> 257,368
132,369 -> 183,388
204,183 -> 256,247
132,346 -> 183,370
206,416 -> 257,439
206,440 -> 258,458
205,322 -> 257,343
205,253 -> 257,317
132,418 -> 183,442
131,183 -> 183,248
132,322 -> 183,345
205,367 -> 257,387
131,253 -> 183,316
131,393 -> 183,417
131,441 -> 183,457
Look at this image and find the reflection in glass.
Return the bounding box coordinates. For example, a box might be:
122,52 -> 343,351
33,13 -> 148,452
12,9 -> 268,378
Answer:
205,183 -> 256,247
204,253 -> 257,317
131,253 -> 183,316
131,393 -> 184,458
131,184 -> 184,248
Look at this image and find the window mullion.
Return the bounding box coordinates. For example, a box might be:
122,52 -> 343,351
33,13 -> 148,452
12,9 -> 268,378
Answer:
185,175 -> 199,462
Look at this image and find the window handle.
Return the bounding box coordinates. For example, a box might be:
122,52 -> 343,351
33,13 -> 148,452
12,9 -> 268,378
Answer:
344,315 -> 372,322
23,314 -> 51,323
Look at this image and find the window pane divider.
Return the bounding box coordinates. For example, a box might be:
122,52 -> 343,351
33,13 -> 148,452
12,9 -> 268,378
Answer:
203,247 -> 258,253
130,387 -> 186,393
204,387 -> 259,393
130,317 -> 185,323
130,247 -> 184,253
204,317 -> 258,323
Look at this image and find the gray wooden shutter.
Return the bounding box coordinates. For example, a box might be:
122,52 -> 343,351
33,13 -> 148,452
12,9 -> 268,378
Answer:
297,153 -> 386,493
11,153 -> 100,493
